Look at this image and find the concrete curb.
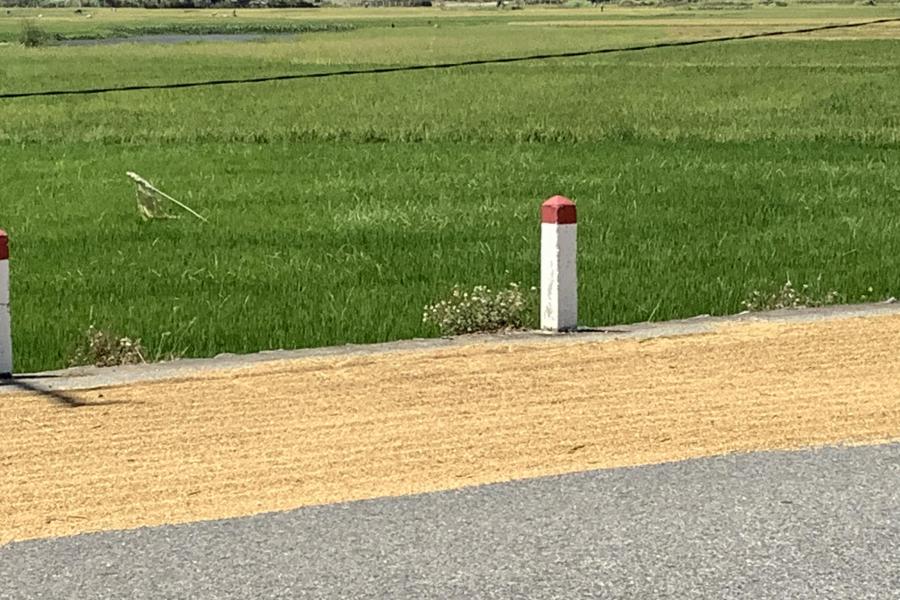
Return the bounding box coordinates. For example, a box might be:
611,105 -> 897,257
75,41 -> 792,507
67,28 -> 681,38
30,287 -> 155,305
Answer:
2,301 -> 897,395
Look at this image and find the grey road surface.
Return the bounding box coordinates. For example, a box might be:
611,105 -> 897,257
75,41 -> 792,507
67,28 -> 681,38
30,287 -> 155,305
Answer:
2,443 -> 898,600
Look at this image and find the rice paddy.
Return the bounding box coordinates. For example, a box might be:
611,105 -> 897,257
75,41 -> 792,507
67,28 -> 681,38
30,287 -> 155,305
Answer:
2,4 -> 899,372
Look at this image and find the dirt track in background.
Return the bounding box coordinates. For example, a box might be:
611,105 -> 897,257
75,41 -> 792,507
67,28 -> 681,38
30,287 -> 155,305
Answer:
2,313 -> 899,545
514,19 -> 900,39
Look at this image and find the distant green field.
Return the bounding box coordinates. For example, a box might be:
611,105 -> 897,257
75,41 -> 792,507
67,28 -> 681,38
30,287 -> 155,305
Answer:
2,5 -> 899,372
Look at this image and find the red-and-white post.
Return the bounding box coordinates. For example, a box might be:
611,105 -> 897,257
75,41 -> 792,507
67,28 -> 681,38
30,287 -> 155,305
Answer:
540,196 -> 577,332
0,229 -> 11,378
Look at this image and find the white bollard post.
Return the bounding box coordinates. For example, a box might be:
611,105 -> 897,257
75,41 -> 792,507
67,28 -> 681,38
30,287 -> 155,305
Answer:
540,196 -> 578,332
0,229 -> 11,378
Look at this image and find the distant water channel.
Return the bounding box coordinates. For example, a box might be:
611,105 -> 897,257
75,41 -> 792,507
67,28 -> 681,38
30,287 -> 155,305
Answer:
59,33 -> 295,46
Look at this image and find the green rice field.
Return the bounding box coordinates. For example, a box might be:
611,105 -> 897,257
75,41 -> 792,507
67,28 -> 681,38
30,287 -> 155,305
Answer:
2,4 -> 900,372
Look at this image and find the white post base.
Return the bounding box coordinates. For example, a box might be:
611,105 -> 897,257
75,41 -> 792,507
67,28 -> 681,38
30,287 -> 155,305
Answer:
541,222 -> 577,331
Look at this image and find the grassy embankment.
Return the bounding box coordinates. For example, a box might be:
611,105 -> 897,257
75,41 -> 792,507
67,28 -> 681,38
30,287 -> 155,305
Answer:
1,5 -> 899,371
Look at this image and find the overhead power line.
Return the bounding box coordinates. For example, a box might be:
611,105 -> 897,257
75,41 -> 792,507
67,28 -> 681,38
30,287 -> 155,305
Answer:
1,16 -> 898,100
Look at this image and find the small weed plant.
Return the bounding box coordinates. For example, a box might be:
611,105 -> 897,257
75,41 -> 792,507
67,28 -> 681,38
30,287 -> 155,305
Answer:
742,279 -> 842,312
69,326 -> 146,368
423,283 -> 532,336
19,20 -> 48,48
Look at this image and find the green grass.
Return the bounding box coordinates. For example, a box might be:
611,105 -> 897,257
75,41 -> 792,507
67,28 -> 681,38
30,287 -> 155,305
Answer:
2,5 -> 900,371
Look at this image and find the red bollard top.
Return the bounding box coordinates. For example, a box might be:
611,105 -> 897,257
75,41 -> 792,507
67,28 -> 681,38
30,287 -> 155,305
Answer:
541,196 -> 576,225
0,230 -> 7,261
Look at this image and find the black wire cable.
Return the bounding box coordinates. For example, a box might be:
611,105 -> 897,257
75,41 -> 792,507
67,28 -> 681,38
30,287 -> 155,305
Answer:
1,16 -> 898,100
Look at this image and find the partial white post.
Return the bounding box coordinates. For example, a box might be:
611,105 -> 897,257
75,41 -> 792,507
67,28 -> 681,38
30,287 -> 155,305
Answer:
540,196 -> 578,332
0,229 -> 11,378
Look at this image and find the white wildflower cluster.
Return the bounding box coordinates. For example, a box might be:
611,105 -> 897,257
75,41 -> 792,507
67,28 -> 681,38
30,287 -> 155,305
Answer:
423,282 -> 531,336
69,326 -> 146,368
742,280 -> 841,312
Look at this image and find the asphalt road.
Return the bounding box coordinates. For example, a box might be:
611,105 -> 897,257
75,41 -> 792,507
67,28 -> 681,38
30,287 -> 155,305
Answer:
2,443 -> 898,600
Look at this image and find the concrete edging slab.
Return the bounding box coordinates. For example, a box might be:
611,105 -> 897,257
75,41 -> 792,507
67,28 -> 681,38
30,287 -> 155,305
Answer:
1,301 -> 897,394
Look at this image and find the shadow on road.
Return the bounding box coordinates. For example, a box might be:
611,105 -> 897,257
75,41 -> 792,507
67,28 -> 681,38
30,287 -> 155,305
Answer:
0,376 -> 126,408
